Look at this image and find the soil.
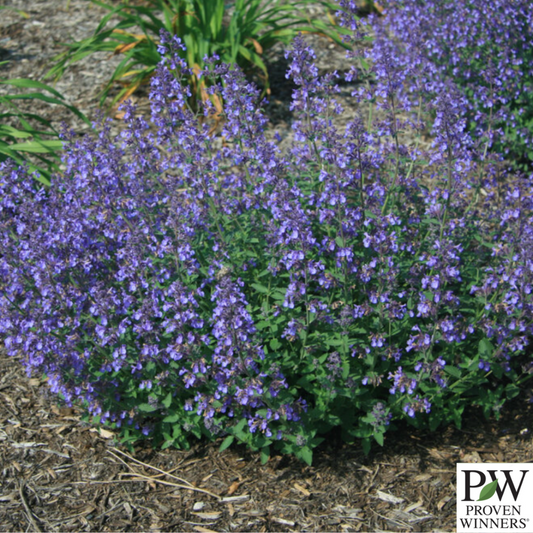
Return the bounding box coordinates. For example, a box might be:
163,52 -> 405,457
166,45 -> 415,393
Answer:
0,1 -> 532,532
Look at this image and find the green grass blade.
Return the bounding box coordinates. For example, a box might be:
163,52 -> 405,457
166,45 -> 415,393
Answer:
8,140 -> 64,154
4,93 -> 90,125
0,125 -> 43,139
0,79 -> 65,99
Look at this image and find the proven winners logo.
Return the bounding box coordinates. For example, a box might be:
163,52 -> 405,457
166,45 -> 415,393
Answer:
457,463 -> 533,532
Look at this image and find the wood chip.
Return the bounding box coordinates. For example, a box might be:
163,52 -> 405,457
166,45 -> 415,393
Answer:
193,527 -> 218,533
221,495 -> 249,503
461,451 -> 483,463
376,490 -> 404,504
191,512 -> 221,520
227,480 -> 240,495
437,496 -> 452,511
12,442 -> 46,448
243,510 -> 266,517
344,509 -> 362,520
293,482 -> 310,497
272,517 -> 295,526
392,510 -> 432,524
404,500 -> 424,513
89,428 -> 114,439
41,448 -> 70,459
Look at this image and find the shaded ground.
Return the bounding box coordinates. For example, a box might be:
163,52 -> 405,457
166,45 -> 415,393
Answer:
1,350 -> 532,532
1,1 -> 533,532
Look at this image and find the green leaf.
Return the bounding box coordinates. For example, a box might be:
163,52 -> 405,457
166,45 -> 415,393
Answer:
260,446 -> 270,465
163,413 -> 180,423
0,78 -> 65,99
309,436 -> 325,448
479,338 -> 494,357
361,438 -> 372,455
0,125 -> 34,139
269,338 -> 281,350
172,423 -> 183,438
429,413 -> 441,432
219,435 -> 235,452
299,446 -> 313,466
162,392 -> 172,408
233,418 -> 248,440
251,282 -> 269,294
137,402 -> 158,413
161,440 -> 175,450
374,432 -> 384,446
505,383 -> 521,399
257,268 -> 270,278
444,366 -> 462,379
7,140 -> 64,153
477,479 -> 498,501
325,338 -> 345,347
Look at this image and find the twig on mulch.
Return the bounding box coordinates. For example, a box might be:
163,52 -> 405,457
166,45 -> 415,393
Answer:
107,448 -> 221,500
18,481 -> 43,533
111,447 -> 195,485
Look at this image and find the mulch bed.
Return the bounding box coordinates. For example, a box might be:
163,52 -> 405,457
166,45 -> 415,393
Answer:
1,1 -> 532,532
1,349 -> 532,532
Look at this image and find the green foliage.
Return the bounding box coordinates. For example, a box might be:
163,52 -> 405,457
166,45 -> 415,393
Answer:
46,0 -> 350,110
0,72 -> 90,183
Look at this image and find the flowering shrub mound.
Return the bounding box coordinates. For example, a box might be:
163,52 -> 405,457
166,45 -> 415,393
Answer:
1,17 -> 532,463
362,0 -> 533,170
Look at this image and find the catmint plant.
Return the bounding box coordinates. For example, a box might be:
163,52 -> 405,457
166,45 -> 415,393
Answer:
1,9 -> 532,464
357,0 -> 533,170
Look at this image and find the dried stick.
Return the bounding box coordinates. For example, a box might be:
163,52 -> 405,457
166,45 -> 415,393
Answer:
118,470 -> 221,499
110,448 -> 196,487
18,481 -> 42,533
107,449 -> 220,500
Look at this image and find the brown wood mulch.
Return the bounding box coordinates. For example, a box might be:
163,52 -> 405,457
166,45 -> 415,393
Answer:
1,1 -> 533,532
1,349 -> 532,533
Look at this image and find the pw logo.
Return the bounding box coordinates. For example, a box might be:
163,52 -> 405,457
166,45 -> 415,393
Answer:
457,463 -> 533,533
462,470 -> 528,502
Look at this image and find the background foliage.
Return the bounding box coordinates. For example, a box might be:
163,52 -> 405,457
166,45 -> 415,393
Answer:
47,0 -> 350,111
0,74 -> 89,184
366,0 -> 533,171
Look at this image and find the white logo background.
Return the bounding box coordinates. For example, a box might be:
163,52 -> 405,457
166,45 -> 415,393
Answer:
457,463 -> 533,533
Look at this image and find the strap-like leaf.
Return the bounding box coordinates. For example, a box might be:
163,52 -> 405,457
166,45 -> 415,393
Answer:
8,140 -> 64,153
0,79 -> 64,99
